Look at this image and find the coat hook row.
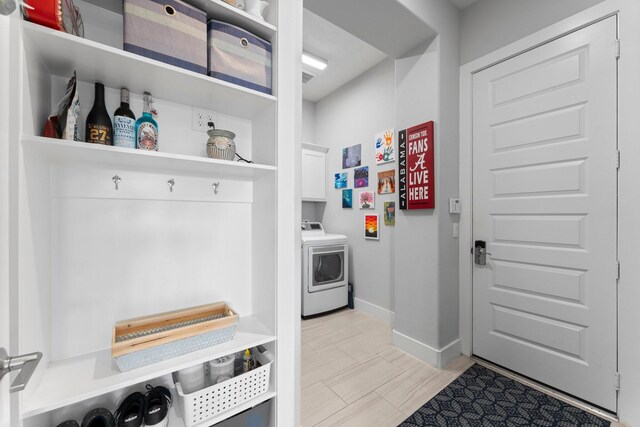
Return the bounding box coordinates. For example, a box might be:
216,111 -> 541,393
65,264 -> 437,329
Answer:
110,176 -> 220,194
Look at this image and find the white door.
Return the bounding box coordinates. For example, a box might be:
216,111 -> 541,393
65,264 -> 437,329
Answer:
1,13 -> 12,427
472,17 -> 618,411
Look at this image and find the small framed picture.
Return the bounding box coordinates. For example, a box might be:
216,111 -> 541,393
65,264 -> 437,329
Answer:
364,214 -> 379,240
342,189 -> 353,208
334,172 -> 347,189
359,191 -> 375,209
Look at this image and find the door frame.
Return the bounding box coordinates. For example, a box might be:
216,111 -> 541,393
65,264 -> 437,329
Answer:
459,0 -> 640,422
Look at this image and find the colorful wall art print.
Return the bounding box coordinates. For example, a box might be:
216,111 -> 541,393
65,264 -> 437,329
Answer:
354,166 -> 369,188
342,144 -> 362,169
359,191 -> 375,209
375,129 -> 395,164
364,214 -> 379,240
377,169 -> 396,194
334,172 -> 348,189
384,202 -> 395,226
342,189 -> 353,208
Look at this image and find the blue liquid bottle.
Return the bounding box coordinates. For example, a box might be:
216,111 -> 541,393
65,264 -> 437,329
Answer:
135,92 -> 158,151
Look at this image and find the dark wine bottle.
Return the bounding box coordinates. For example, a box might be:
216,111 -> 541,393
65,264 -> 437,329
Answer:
86,82 -> 113,145
113,88 -> 136,148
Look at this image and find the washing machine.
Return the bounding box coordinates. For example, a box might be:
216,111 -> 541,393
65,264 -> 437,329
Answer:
301,222 -> 349,317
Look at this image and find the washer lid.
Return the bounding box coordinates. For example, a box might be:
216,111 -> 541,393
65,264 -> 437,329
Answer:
302,233 -> 348,245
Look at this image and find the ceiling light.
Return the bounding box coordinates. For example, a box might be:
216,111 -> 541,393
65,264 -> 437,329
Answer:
302,52 -> 328,71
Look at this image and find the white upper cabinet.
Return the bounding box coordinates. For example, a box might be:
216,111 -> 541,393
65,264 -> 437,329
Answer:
301,142 -> 328,202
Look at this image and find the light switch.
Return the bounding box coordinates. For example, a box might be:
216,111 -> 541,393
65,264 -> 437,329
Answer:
449,198 -> 461,214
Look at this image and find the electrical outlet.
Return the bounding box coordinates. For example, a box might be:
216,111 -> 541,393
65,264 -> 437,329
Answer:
192,108 -> 218,132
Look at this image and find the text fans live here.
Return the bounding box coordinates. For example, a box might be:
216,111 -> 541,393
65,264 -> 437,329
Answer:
399,121 -> 435,210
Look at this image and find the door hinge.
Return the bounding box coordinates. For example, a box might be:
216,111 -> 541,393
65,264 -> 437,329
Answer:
615,39 -> 621,59
616,150 -> 621,170
615,372 -> 621,391
617,261 -> 620,281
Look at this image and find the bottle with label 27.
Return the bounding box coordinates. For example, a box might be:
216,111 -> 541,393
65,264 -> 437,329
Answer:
113,88 -> 136,148
135,92 -> 158,151
86,82 -> 113,145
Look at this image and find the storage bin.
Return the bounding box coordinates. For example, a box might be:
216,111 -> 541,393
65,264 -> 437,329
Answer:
112,302 -> 238,372
207,19 -> 272,94
124,0 -> 207,75
175,351 -> 272,427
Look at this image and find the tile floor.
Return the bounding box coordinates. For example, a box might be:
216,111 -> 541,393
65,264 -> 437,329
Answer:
301,308 -> 623,427
301,308 -> 474,427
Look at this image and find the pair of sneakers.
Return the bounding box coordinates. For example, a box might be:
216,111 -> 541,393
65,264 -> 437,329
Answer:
55,385 -> 171,427
114,385 -> 172,427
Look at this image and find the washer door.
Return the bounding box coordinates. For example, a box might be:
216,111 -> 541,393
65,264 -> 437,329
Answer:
307,244 -> 347,293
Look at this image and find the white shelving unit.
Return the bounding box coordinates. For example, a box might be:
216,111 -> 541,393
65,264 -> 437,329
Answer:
22,136 -> 277,178
2,0 -> 300,424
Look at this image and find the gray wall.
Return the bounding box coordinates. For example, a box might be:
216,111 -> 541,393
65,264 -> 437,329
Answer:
395,0 -> 461,352
301,100 -> 320,222
314,58 -> 396,313
460,0 -> 605,64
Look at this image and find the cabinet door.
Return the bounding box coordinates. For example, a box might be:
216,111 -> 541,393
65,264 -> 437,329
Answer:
301,149 -> 326,201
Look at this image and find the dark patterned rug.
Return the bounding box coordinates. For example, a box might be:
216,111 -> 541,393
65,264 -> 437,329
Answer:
399,364 -> 610,427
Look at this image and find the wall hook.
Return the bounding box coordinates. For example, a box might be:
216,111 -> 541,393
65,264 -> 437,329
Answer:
167,178 -> 175,192
112,175 -> 122,190
212,182 -> 220,194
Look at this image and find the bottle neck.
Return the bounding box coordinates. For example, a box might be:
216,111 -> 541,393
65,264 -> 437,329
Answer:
94,84 -> 105,106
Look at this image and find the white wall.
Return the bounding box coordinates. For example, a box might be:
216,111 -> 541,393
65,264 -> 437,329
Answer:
314,58 -> 396,315
302,99 -> 316,143
391,0 -> 461,366
301,100 -> 320,222
460,0 -> 605,64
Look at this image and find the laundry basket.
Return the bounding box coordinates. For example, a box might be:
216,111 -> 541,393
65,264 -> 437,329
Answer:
112,302 -> 238,372
175,351 -> 272,426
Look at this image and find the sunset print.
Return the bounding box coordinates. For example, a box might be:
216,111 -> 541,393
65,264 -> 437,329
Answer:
364,214 -> 379,240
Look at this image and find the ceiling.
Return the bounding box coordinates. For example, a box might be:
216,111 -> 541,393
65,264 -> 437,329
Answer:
450,0 -> 478,9
302,9 -> 387,102
302,0 -> 478,102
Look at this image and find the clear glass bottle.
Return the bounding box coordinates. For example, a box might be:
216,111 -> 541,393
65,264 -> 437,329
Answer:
86,82 -> 113,145
113,88 -> 136,148
135,92 -> 158,151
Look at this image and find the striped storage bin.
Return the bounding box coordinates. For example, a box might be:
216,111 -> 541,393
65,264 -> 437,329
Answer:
124,0 -> 207,75
207,20 -> 272,94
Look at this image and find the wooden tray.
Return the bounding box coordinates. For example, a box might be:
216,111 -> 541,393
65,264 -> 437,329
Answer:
112,302 -> 238,358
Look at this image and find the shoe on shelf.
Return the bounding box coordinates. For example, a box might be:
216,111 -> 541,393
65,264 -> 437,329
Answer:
144,384 -> 172,427
81,408 -> 115,427
56,421 -> 79,427
114,391 -> 145,427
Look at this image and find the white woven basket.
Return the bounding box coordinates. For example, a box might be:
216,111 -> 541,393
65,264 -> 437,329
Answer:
175,353 -> 272,427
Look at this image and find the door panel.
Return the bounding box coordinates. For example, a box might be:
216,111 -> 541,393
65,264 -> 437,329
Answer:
472,17 -> 617,411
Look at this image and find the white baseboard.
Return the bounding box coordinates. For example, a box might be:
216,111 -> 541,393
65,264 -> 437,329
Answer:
393,330 -> 461,369
353,298 -> 395,326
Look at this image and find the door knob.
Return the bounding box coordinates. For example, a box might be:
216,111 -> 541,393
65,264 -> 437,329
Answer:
474,240 -> 491,265
0,347 -> 42,392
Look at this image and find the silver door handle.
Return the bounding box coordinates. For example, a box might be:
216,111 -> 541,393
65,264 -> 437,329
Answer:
0,347 -> 42,392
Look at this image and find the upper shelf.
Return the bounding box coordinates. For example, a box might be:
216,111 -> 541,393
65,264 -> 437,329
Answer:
22,315 -> 276,418
82,0 -> 277,41
22,136 -> 277,178
21,21 -> 276,121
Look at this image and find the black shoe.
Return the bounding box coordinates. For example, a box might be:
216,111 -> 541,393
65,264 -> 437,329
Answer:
114,391 -> 145,427
81,408 -> 115,427
144,384 -> 172,426
56,421 -> 79,427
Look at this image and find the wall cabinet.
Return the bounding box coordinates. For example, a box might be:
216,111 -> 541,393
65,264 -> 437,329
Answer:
301,142 -> 329,202
1,0 -> 299,425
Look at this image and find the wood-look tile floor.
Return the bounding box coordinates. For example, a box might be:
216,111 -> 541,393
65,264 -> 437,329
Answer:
301,309 -> 474,427
301,308 -> 626,427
